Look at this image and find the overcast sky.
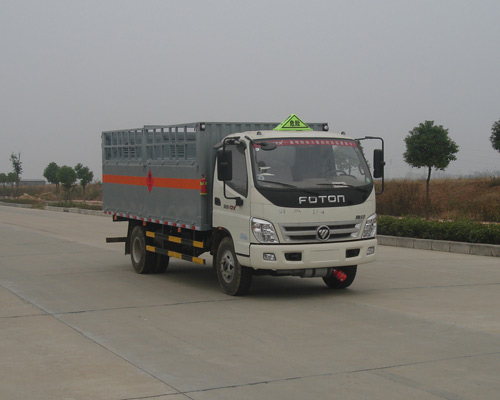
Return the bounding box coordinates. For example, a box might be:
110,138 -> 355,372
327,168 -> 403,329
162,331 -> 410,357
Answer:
1,0 -> 499,181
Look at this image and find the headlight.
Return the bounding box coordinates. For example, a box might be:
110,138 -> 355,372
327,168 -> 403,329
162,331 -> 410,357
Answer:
362,213 -> 377,238
252,218 -> 279,243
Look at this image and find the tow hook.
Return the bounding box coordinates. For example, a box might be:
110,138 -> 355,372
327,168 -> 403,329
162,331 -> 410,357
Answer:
332,268 -> 347,282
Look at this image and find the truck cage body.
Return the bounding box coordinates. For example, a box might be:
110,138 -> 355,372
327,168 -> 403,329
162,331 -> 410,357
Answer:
102,122 -> 328,231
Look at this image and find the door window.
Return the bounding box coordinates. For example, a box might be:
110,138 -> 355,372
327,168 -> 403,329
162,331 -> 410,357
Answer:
226,143 -> 248,197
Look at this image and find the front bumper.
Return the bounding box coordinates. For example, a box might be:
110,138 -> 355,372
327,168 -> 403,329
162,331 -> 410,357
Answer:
246,238 -> 377,270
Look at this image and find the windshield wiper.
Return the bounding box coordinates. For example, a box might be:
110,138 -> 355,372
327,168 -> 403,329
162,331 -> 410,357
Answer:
316,183 -> 370,191
317,182 -> 355,187
259,180 -> 297,188
259,180 -> 320,195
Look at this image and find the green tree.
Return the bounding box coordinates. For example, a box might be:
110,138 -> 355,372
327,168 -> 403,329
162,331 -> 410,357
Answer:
43,162 -> 60,190
56,165 -> 77,201
7,172 -> 17,187
404,121 -> 459,210
9,152 -> 22,193
490,118 -> 500,154
0,172 -> 6,187
74,163 -> 94,196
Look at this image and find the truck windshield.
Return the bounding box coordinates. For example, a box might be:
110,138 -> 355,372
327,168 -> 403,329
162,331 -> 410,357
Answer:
252,139 -> 372,189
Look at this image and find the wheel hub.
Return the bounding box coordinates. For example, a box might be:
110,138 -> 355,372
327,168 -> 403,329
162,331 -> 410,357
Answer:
132,237 -> 142,264
220,251 -> 235,283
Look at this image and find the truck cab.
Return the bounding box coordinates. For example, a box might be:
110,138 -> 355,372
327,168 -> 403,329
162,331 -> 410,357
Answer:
212,128 -> 381,295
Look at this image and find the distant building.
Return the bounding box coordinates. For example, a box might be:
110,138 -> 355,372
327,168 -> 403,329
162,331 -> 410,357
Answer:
19,179 -> 46,186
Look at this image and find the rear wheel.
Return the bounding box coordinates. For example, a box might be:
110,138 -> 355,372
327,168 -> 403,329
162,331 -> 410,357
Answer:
216,237 -> 252,296
154,253 -> 170,273
130,226 -> 155,274
323,266 -> 357,289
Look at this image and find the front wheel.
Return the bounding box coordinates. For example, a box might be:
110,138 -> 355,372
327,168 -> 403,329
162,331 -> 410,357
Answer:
215,237 -> 253,296
323,266 -> 357,289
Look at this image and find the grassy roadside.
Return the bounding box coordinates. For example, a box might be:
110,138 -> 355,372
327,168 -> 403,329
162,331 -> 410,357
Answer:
0,183 -> 102,210
376,177 -> 500,223
375,177 -> 500,245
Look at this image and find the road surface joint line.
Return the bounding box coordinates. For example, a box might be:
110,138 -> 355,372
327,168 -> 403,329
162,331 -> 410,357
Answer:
51,298 -> 239,316
0,281 -> 190,398
181,351 -> 500,396
122,393 -> 195,400
370,369 -> 467,400
362,282 -> 500,292
350,295 -> 500,337
0,313 -> 48,320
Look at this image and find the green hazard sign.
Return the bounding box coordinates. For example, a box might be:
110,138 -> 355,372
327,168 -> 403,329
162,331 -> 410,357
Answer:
274,114 -> 312,131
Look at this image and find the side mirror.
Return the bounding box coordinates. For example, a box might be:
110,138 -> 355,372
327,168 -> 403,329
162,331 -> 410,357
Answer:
373,149 -> 384,179
217,149 -> 233,181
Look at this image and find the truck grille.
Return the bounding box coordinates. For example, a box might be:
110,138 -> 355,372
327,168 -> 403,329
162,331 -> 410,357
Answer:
279,219 -> 363,243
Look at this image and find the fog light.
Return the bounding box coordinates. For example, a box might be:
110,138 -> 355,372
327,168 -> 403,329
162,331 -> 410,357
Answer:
263,253 -> 276,261
367,246 -> 375,255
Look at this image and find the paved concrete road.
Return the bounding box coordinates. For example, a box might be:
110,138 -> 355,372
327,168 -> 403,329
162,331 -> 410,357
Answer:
1,205 -> 500,400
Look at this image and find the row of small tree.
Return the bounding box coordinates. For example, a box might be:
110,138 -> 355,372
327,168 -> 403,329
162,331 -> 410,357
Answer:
0,172 -> 20,186
0,153 -> 23,190
1,155 -> 94,201
43,162 -> 94,199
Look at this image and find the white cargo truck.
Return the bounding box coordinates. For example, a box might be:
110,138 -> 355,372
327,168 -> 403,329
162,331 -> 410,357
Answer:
103,115 -> 384,295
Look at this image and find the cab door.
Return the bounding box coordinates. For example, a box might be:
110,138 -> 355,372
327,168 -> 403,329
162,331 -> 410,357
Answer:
212,142 -> 252,258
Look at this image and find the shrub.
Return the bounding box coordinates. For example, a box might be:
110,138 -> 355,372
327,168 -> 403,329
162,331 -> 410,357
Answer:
378,216 -> 500,245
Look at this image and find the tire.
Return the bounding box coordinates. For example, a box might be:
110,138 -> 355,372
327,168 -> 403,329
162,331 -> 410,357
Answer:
154,253 -> 170,273
216,237 -> 252,296
130,226 -> 155,274
323,266 -> 357,289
